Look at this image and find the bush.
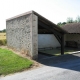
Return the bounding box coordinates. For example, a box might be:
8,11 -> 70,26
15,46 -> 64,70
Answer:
0,39 -> 7,45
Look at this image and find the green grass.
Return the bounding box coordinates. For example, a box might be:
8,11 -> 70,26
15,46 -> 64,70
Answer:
0,33 -> 7,45
0,48 -> 33,75
0,39 -> 7,45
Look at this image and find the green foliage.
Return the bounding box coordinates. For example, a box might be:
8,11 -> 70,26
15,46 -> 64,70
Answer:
66,16 -> 80,23
67,17 -> 74,23
74,20 -> 77,23
76,16 -> 80,23
57,22 -> 66,27
57,15 -> 80,27
0,48 -> 33,75
0,39 -> 7,45
62,22 -> 66,25
2,29 -> 6,32
57,22 -> 62,26
0,29 -> 6,33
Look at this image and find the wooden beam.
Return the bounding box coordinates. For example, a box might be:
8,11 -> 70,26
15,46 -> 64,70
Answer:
39,21 -> 62,44
61,35 -> 64,55
53,34 -> 61,45
38,21 -> 62,36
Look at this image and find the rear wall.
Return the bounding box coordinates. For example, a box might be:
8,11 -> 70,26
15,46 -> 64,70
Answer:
38,34 -> 60,48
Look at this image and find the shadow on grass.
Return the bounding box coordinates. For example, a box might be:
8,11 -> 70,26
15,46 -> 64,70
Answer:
38,53 -> 80,72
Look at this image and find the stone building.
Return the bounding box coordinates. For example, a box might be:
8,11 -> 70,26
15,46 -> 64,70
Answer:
62,23 -> 80,48
6,11 -> 66,59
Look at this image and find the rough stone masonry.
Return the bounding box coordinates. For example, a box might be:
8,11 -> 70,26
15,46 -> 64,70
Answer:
6,11 -> 38,59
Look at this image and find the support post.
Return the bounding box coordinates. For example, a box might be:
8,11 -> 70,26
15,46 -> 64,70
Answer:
61,34 -> 64,55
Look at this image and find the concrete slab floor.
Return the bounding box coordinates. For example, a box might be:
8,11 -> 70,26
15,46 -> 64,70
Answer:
39,47 -> 80,56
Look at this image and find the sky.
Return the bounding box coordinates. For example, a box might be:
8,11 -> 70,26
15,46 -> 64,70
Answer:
0,0 -> 80,30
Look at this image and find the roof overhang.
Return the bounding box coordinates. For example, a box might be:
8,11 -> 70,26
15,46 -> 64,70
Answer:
6,10 -> 67,34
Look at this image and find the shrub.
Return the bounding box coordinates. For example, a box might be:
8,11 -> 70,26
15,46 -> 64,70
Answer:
0,39 -> 7,45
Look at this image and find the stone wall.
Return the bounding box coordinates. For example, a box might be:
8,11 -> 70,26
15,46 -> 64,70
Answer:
6,13 -> 38,59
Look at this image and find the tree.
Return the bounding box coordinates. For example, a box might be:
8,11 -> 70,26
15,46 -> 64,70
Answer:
2,29 -> 6,32
74,20 -> 77,23
57,22 -> 62,26
62,22 -> 66,25
76,16 -> 80,23
0,29 -> 6,33
57,16 -> 80,27
57,22 -> 66,27
67,17 -> 74,23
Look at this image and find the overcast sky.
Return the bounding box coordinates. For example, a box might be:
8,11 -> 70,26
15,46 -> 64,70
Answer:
0,0 -> 80,30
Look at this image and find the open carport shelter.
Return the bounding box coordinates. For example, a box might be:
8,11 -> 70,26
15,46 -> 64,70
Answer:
6,11 -> 67,59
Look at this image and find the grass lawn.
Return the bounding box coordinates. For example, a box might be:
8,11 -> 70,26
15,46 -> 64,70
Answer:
0,33 -> 6,40
39,48 -> 78,56
0,48 -> 33,75
0,33 -> 6,45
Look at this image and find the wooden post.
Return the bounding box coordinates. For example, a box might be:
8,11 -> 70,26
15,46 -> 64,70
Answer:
61,34 -> 64,55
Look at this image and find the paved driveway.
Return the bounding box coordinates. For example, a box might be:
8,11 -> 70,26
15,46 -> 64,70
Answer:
0,53 -> 80,80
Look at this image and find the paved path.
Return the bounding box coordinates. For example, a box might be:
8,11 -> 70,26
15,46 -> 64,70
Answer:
0,53 -> 80,80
